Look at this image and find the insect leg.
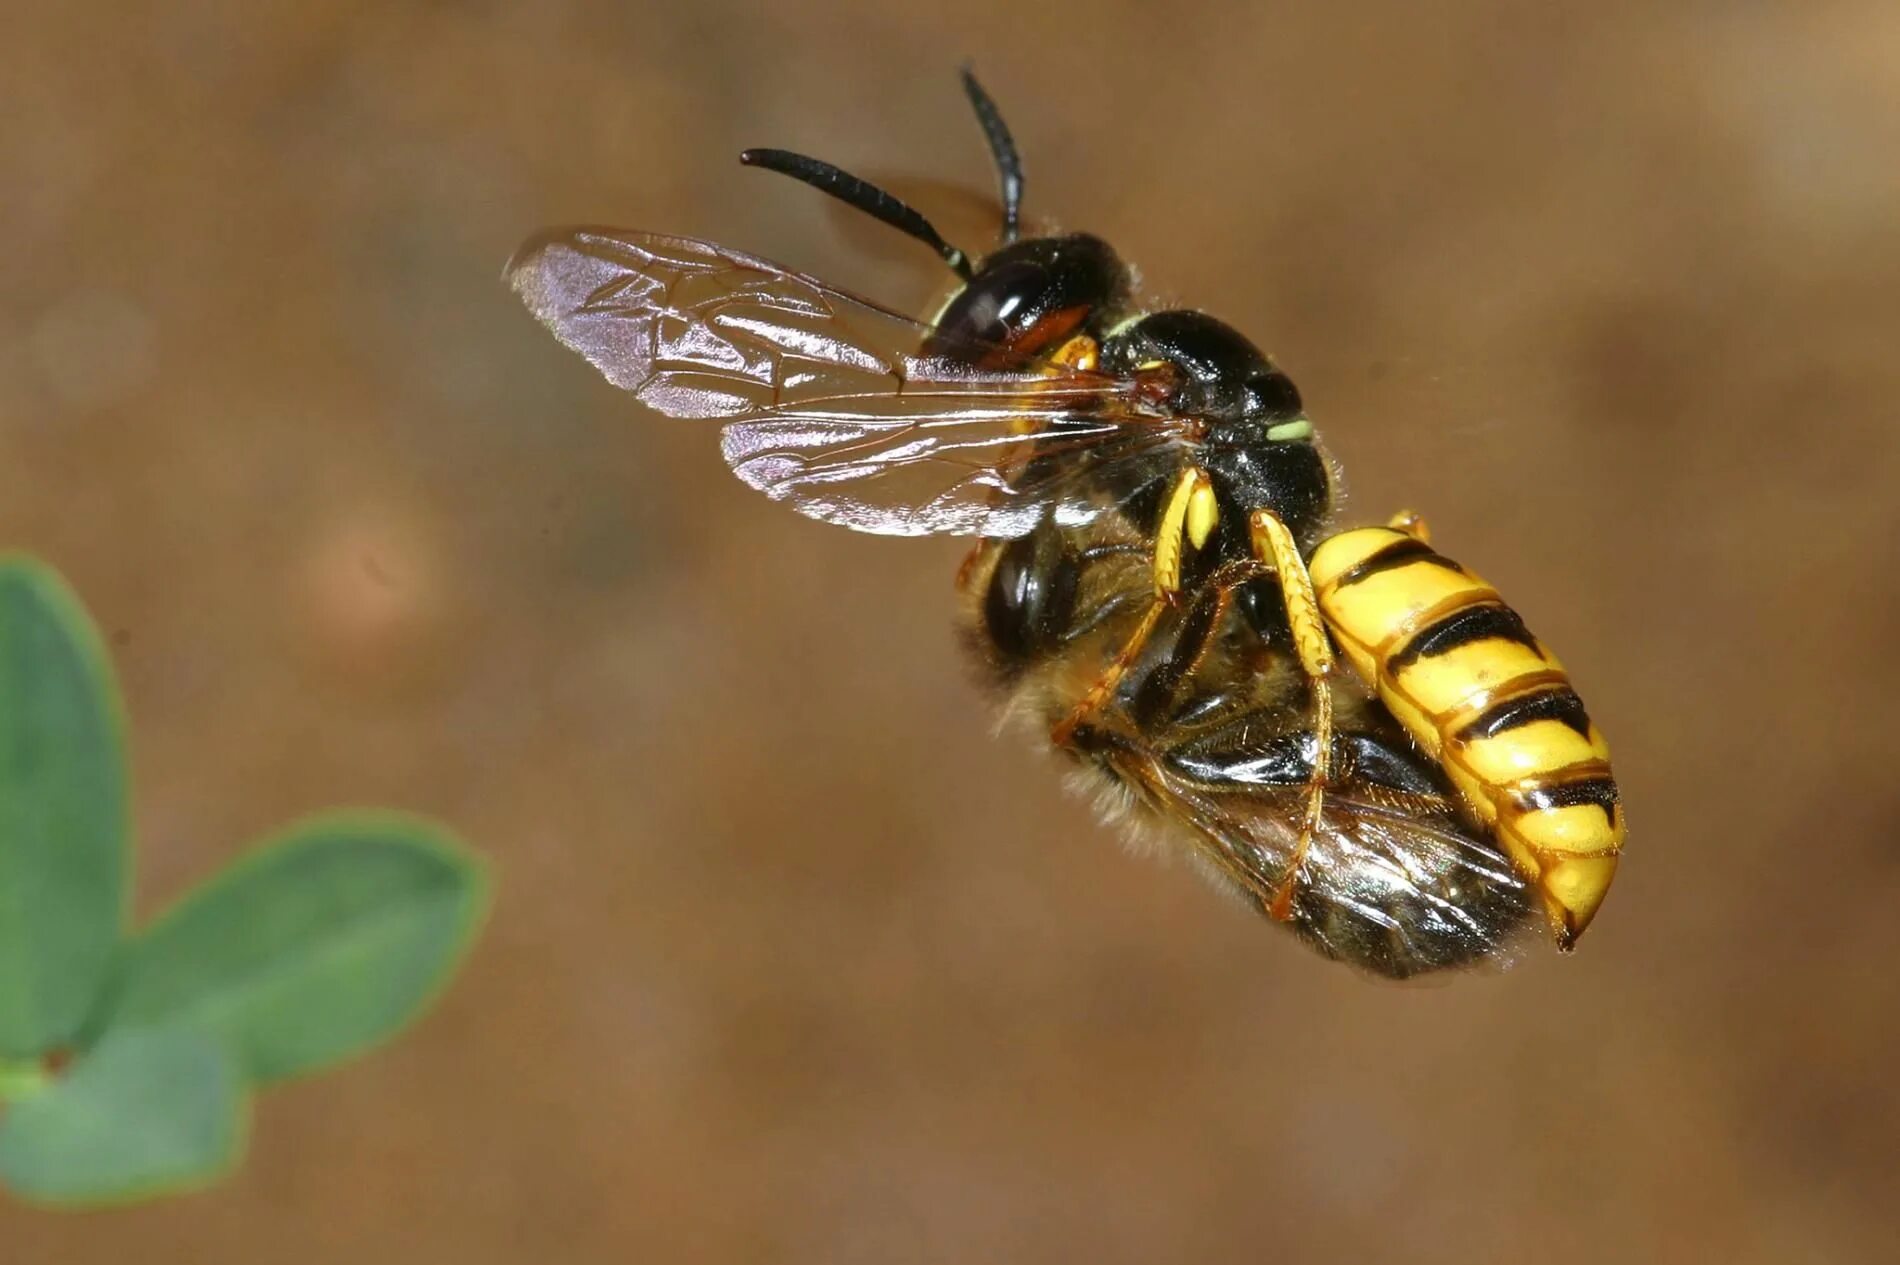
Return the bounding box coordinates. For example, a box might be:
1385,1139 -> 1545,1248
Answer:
1047,333 -> 1100,374
1386,508 -> 1430,543
1051,601 -> 1165,749
1153,466 -> 1219,596
1051,467 -> 1217,749
1127,557 -> 1273,730
1007,335 -> 1103,436
1248,509 -> 1338,920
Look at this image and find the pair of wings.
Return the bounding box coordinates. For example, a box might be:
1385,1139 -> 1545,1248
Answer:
506,228 -> 1191,538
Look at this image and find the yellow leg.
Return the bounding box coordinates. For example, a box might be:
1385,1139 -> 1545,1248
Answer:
1249,510 -> 1337,920
1386,508 -> 1430,543
1152,466 -> 1218,596
1010,335 -> 1102,435
1050,599 -> 1166,749
1048,333 -> 1100,373
1052,467 -> 1217,748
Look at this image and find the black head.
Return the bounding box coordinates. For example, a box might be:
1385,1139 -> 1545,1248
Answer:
740,73 -> 1131,368
924,234 -> 1130,365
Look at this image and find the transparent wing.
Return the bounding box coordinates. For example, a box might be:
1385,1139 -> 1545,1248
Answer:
1110,733 -> 1539,978
507,228 -> 1188,537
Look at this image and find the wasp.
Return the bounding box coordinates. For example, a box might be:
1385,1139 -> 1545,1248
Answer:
508,72 -> 1624,977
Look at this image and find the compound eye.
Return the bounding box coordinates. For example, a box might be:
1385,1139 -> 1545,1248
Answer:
982,531 -> 1078,665
1243,371 -> 1303,421
932,260 -> 1049,351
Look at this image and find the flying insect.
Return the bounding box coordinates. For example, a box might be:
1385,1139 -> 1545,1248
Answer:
507,72 -> 1625,977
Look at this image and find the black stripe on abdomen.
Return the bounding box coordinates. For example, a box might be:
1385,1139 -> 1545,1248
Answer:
1330,536 -> 1463,588
1516,775 -> 1620,823
1389,603 -> 1538,671
1459,685 -> 1593,741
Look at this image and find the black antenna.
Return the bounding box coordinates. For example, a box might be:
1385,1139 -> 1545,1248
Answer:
739,147 -> 973,280
960,67 -> 1024,243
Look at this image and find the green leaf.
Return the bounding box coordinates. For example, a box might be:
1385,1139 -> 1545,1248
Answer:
0,1055 -> 52,1102
110,811 -> 489,1085
0,1025 -> 246,1205
0,556 -> 131,1059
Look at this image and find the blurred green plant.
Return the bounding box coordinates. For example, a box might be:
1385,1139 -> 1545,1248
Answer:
0,554 -> 490,1207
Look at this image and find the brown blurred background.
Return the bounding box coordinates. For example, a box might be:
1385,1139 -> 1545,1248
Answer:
5,2 -> 1899,1261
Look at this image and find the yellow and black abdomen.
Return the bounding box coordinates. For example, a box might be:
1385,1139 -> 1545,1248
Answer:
1308,527 -> 1623,947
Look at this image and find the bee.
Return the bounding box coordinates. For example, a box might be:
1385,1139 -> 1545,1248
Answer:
508,72 -> 1624,977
